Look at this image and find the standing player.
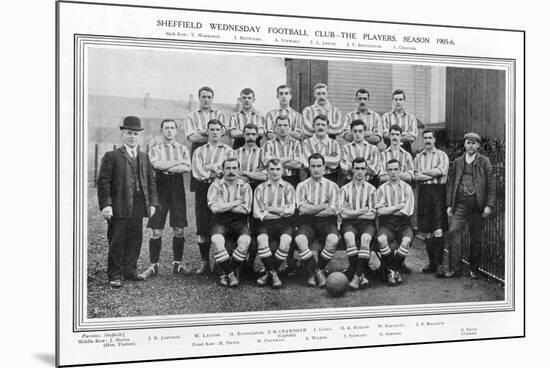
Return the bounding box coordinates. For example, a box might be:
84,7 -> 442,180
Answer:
340,119 -> 381,185
445,132 -> 495,279
191,119 -> 234,275
414,129 -> 449,277
227,88 -> 266,149
253,159 -> 296,289
265,85 -> 303,140
302,83 -> 344,139
97,116 -> 158,288
184,86 -> 227,191
379,124 -> 414,183
207,158 -> 253,287
141,119 -> 192,279
375,159 -> 415,286
234,123 -> 267,189
302,114 -> 341,183
339,158 -> 377,289
381,89 -> 418,153
234,123 -> 267,273
295,153 -> 340,288
262,115 -> 303,188
342,88 -> 383,145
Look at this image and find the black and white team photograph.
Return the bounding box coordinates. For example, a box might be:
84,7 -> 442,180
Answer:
87,47 -> 506,318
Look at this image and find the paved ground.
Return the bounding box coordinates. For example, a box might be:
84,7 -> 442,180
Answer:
87,178 -> 504,318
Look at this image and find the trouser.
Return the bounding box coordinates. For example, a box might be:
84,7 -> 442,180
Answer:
448,193 -> 483,271
107,195 -> 146,281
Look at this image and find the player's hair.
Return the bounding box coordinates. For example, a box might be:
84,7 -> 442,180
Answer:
351,157 -> 367,168
198,86 -> 214,97
243,123 -> 258,133
275,115 -> 290,126
313,114 -> 329,124
389,124 -> 403,134
422,129 -> 435,138
207,119 -> 224,129
276,85 -> 292,94
387,158 -> 401,168
267,158 -> 282,168
313,83 -> 328,91
355,88 -> 370,99
240,88 -> 255,97
222,157 -> 240,169
160,119 -> 177,129
308,152 -> 325,166
350,119 -> 366,130
392,89 -> 406,100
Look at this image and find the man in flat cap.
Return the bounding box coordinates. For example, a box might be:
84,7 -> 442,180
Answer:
445,132 -> 495,279
97,116 -> 159,288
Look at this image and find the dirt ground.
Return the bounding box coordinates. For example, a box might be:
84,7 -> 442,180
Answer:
87,179 -> 504,318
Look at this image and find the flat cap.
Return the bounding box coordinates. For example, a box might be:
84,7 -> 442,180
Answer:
463,132 -> 481,143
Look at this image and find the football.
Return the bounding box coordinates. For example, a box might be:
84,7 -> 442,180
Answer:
325,272 -> 349,297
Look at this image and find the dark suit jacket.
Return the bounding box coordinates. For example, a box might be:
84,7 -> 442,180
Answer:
97,146 -> 159,218
446,153 -> 496,211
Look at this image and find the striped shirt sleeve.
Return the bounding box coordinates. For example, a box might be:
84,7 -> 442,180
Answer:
400,183 -> 415,216
191,147 -> 209,181
328,181 -> 340,211
207,181 -> 222,209
241,183 -> 253,214
253,185 -> 267,219
148,144 -> 161,163
301,107 -> 316,137
374,185 -> 388,210
282,184 -> 296,216
340,144 -> 352,172
296,182 -> 308,209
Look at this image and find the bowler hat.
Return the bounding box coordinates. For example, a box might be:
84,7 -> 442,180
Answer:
463,132 -> 481,143
120,116 -> 144,131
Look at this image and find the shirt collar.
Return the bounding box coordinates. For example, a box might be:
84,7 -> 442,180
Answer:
311,135 -> 330,145
314,101 -> 332,110
267,179 -> 285,187
354,107 -> 373,115
124,145 -> 137,155
239,108 -> 257,115
206,141 -> 225,149
240,144 -> 259,152
391,109 -> 408,116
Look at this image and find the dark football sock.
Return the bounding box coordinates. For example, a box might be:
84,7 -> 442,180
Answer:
149,238 -> 162,264
172,237 -> 184,262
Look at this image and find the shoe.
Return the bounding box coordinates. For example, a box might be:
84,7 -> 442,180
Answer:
227,272 -> 239,287
315,270 -> 327,288
395,271 -> 403,284
140,264 -> 159,279
125,274 -> 145,281
387,270 -> 397,286
307,274 -> 316,287
256,272 -> 270,286
173,261 -> 192,275
109,279 -> 122,288
271,271 -> 283,289
219,275 -> 228,287
435,264 -> 446,278
400,263 -> 413,274
444,269 -> 462,278
360,275 -> 370,288
196,260 -> 210,275
349,275 -> 361,290
421,264 -> 436,273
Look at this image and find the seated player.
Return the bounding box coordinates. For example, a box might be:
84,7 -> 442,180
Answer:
295,153 -> 340,288
339,158 -> 377,290
207,158 -> 253,287
253,159 -> 296,288
375,159 -> 415,286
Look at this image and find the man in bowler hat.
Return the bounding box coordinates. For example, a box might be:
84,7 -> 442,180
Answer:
97,116 -> 159,288
445,132 -> 495,279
